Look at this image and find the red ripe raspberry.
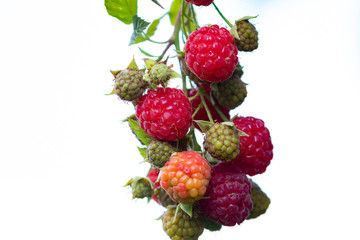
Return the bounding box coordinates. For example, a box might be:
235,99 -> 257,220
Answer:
188,84 -> 230,132
199,162 -> 252,226
160,151 -> 211,204
231,116 -> 273,176
185,25 -> 238,82
135,87 -> 192,142
147,168 -> 160,189
184,0 -> 213,6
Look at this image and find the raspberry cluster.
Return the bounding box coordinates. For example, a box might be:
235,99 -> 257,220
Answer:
106,1 -> 273,239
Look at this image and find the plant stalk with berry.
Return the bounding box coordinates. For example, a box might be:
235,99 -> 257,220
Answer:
104,0 -> 274,239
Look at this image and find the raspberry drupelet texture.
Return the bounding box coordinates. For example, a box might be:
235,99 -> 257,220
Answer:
162,207 -> 204,240
185,25 -> 238,82
135,87 -> 192,142
185,0 -> 214,6
188,85 -> 230,132
204,122 -> 240,161
231,116 -> 273,176
199,162 -> 253,226
160,151 -> 211,204
234,20 -> 259,52
114,69 -> 146,101
147,140 -> 175,168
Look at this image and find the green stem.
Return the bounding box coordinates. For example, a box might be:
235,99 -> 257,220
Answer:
199,85 -> 229,122
212,3 -> 233,28
156,5 -> 182,61
188,90 -> 200,101
144,34 -> 168,44
199,90 -> 214,123
181,1 -> 189,39
190,5 -> 199,29
191,103 -> 203,119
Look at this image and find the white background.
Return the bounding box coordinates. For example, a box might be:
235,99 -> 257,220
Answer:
1,0 -> 359,239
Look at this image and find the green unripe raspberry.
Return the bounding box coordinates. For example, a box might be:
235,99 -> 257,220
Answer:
126,177 -> 154,200
162,208 -> 204,240
114,69 -> 146,101
204,123 -> 240,161
211,73 -> 247,110
247,180 -> 271,220
234,20 -> 259,52
148,63 -> 171,86
147,140 -> 175,168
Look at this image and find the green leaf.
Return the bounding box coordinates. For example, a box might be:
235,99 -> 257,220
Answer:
130,15 -> 150,45
146,18 -> 161,37
138,47 -> 157,57
137,147 -> 147,159
169,0 -> 181,25
151,0 -> 164,9
125,116 -> 153,145
104,0 -> 138,25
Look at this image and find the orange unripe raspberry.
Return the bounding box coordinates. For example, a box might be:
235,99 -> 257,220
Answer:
160,151 -> 211,204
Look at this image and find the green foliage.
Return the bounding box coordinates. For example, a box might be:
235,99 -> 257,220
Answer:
104,0 -> 137,24
129,15 -> 150,45
125,115 -> 153,146
169,0 -> 181,25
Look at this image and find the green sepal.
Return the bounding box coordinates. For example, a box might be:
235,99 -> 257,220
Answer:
204,152 -> 220,166
230,24 -> 240,40
144,58 -> 157,69
127,57 -> 139,70
193,120 -> 213,132
169,69 -> 181,79
179,203 -> 193,217
105,88 -> 116,96
110,70 -> 121,77
187,128 -> 202,151
137,147 -> 147,159
236,15 -> 259,22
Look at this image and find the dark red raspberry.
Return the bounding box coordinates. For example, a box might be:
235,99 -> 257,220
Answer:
188,85 -> 230,132
199,162 -> 252,226
231,116 -> 273,176
185,25 -> 238,82
135,87 -> 192,142
184,0 -> 214,7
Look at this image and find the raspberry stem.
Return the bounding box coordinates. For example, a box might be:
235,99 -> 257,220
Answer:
191,102 -> 204,119
199,87 -> 229,122
199,91 -> 214,123
212,3 -> 233,28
